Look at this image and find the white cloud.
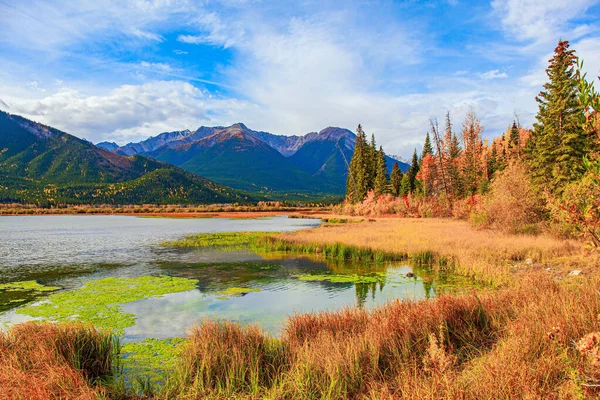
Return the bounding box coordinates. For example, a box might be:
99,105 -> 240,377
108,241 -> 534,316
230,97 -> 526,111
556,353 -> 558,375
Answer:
2,81 -> 250,144
491,0 -> 600,44
129,28 -> 164,42
480,69 -> 508,79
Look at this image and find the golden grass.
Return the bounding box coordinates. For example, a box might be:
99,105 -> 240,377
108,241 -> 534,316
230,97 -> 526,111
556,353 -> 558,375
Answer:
159,274 -> 600,399
274,218 -> 593,285
0,322 -> 115,400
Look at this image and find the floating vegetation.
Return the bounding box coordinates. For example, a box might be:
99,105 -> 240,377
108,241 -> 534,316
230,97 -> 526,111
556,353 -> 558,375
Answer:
214,287 -> 261,300
0,280 -> 61,313
0,280 -> 60,292
296,271 -> 418,286
121,338 -> 187,389
164,231 -> 278,250
16,276 -> 198,333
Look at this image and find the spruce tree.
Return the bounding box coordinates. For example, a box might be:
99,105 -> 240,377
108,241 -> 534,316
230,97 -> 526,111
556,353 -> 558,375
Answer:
400,174 -> 411,196
529,40 -> 588,193
366,134 -> 377,191
408,149 -> 420,192
374,146 -> 389,195
509,121 -> 520,149
422,132 -> 433,159
449,133 -> 463,196
346,124 -> 369,203
390,162 -> 403,196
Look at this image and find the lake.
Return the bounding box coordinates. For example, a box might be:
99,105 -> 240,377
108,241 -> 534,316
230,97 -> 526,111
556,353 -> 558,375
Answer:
0,215 -> 440,340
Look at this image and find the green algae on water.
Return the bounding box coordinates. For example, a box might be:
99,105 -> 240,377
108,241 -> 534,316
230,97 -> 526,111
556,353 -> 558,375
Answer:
0,280 -> 61,313
16,276 -> 198,333
164,231 -> 277,250
121,338 -> 187,387
215,287 -> 261,300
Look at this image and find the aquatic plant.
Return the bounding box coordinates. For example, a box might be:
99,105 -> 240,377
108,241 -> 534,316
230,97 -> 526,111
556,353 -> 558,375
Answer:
0,280 -> 61,313
214,287 -> 262,300
16,276 -> 198,333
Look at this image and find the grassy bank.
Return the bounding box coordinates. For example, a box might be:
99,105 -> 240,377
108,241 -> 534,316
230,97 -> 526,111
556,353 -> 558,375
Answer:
0,203 -> 332,216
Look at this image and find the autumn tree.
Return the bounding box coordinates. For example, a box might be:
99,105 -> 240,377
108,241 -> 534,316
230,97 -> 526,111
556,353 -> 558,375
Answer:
460,109 -> 485,195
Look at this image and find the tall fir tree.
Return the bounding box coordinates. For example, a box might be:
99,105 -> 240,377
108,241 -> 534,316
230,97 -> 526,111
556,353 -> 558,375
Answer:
408,149 -> 420,192
449,133 -> 463,196
346,124 -> 370,203
528,40 -> 588,193
422,132 -> 433,159
374,146 -> 389,195
390,162 -> 403,196
366,134 -> 378,191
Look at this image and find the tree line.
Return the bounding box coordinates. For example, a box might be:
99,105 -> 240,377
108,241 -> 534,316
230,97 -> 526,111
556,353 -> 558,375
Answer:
345,40 -> 600,246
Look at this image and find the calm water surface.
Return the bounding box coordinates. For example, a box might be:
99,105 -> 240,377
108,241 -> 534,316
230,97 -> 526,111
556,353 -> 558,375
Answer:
0,215 -> 440,340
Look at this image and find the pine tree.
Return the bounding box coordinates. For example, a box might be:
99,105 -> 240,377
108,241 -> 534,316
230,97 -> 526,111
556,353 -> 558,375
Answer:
529,40 -> 588,193
346,124 -> 369,203
374,146 -> 389,195
422,132 -> 433,159
390,162 -> 403,196
408,149 -> 420,192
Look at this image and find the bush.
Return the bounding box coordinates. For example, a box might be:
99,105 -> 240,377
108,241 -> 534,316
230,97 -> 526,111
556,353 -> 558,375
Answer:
477,162 -> 545,234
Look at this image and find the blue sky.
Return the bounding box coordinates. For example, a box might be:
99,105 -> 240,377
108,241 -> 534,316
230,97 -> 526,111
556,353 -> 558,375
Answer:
1,0 -> 600,157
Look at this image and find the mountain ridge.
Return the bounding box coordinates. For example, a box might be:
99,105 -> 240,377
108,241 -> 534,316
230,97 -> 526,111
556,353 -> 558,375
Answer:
98,123 -> 408,194
0,111 -> 252,205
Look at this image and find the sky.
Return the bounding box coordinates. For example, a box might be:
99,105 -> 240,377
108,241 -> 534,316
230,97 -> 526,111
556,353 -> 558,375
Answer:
1,0 -> 600,158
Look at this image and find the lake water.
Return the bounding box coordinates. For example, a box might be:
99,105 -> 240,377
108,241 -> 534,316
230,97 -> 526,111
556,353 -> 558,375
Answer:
0,215 -> 440,340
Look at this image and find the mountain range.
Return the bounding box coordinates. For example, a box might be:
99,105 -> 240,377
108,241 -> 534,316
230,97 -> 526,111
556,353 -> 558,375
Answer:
0,111 -> 252,205
98,123 -> 408,194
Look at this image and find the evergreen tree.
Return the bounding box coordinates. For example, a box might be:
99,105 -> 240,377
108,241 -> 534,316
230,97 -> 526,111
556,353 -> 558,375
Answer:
408,149 -> 420,192
528,40 -> 588,193
390,162 -> 403,196
400,174 -> 411,197
448,133 -> 463,196
374,146 -> 389,195
488,146 -> 499,178
366,134 -> 378,191
422,132 -> 433,159
509,121 -> 520,150
346,124 -> 370,203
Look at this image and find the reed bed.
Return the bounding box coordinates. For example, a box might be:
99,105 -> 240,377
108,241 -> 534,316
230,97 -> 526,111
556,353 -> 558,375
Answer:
0,322 -> 116,400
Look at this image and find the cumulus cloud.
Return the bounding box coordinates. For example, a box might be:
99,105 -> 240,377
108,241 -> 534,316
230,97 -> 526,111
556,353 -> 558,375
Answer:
491,0 -> 600,44
3,81 -> 249,144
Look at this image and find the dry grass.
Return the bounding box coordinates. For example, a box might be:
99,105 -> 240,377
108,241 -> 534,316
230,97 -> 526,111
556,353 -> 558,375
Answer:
274,218 -> 593,284
0,322 -> 115,400
158,274 -> 600,399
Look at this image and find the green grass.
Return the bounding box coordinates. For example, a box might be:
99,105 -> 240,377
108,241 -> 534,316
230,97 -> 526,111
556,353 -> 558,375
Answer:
164,231 -> 280,250
16,276 -> 198,333
165,232 -> 406,263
